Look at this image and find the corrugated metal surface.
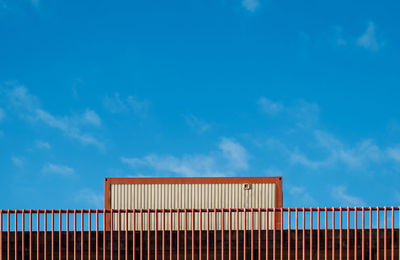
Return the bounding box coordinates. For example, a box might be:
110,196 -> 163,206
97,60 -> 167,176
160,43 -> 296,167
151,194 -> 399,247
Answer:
110,183 -> 276,230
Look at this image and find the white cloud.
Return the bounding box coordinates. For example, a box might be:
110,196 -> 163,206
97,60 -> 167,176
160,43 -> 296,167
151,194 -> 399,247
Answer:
289,130 -> 384,169
35,140 -> 51,149
11,156 -> 24,167
121,137 -> 248,177
331,186 -> 365,206
0,107 -> 4,121
219,137 -> 248,170
83,109 -> 101,127
184,114 -> 210,133
242,0 -> 259,12
4,84 -> 104,149
386,147 -> 400,162
357,22 -> 381,51
257,97 -> 283,116
42,163 -> 75,176
75,189 -> 103,208
287,185 -> 317,207
104,93 -> 149,117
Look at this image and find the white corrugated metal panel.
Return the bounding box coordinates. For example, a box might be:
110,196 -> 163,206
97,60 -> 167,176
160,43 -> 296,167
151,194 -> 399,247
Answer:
111,183 -> 276,230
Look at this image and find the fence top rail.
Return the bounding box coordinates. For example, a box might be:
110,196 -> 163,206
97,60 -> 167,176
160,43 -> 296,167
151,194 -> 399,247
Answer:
0,207 -> 399,214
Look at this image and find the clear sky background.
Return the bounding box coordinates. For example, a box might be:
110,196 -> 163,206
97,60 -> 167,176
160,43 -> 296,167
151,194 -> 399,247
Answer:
0,0 -> 400,210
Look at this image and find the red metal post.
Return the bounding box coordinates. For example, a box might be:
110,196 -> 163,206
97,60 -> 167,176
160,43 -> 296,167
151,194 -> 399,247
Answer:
310,208 -> 312,260
258,209 -> 261,260
155,209 -> 158,260
133,209 -> 136,260
96,210 -> 99,260
236,209 -> 238,260
30,210 -> 33,260
332,208 -> 335,260
37,210 -> 40,260
0,211 -> 2,260
192,209 -> 195,260
295,209 -> 298,260
118,210 -> 121,260
111,209 -> 114,260
214,209 -> 217,260
251,209 -> 254,260
266,208 -> 269,260
377,207 -> 380,260
170,210 -> 172,260
22,210 -> 25,260
147,210 -> 150,260
354,208 -> 357,260
244,208 -> 247,260
59,210 -> 62,260
74,209 -> 77,260
362,208 -> 365,260
347,208 -> 349,260
15,211 -> 18,260
369,208 -> 372,260
340,208 -> 342,260
89,210 -> 92,260
103,210 -> 106,260
140,210 -> 143,260
185,209 -> 187,260
163,210 -> 165,260
280,208 -> 283,260
81,209 -> 84,260
288,208 -> 291,260
67,210 -> 69,260
317,208 -> 320,260
222,209 -> 225,260
229,209 -> 232,260
324,208 -> 327,260
384,207 -> 387,260
391,207 -> 394,260
199,209 -> 202,260
302,208 -> 305,260
51,210 -> 54,260
177,209 -> 180,260
126,209 -> 129,260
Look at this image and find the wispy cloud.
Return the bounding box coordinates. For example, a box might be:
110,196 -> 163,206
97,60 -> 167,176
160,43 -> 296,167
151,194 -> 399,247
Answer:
11,156 -> 24,167
331,186 -> 365,206
184,114 -> 210,133
357,22 -> 382,51
104,93 -> 149,117
82,109 -> 101,127
289,130 -> 383,169
35,140 -> 51,149
219,137 -> 248,170
287,185 -> 317,207
4,83 -> 104,149
257,97 -> 283,116
42,163 -> 75,176
121,137 -> 249,177
75,189 -> 103,208
242,0 -> 260,12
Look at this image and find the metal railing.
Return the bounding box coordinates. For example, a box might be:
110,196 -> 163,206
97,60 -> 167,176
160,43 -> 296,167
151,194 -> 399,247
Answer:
0,207 -> 399,259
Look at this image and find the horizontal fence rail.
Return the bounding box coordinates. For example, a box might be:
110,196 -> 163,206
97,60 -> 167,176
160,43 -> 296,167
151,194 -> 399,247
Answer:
0,207 -> 399,259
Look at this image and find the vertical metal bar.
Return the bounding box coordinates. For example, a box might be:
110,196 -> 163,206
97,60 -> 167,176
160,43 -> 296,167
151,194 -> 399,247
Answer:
207,209 -> 210,260
214,209 -> 217,260
37,210 -> 40,260
89,210 -> 92,260
369,208 -> 372,260
8,210 -> 10,260
82,210 -> 84,260
332,208 -> 335,260
192,209 -> 194,260
222,209 -> 225,260
170,210 -> 172,260
391,207 -> 394,260
111,209 -> 114,260
199,209 -> 202,260
347,208 -> 349,260
295,209 -> 298,260
103,210 -> 106,260
177,209 -> 180,260
384,207 -> 387,260
288,208 -> 291,260
67,210 -> 69,260
354,208 -> 357,260
324,208 -> 327,260
362,208 -> 365,260
59,210 -> 62,260
0,211 -> 2,260
273,208 -> 276,260
251,209 -> 254,260
147,210 -> 150,260
96,210 -> 99,260
377,207 -> 380,260
140,210 -> 143,260
266,208 -> 269,260
244,208 -> 247,260
280,208 -> 283,260
74,209 -> 77,260
126,210 -> 128,260
23,210 -> 25,260
163,210 -> 165,260
317,208 -> 320,260
51,210 -> 54,260
340,208 -> 342,260
229,209 -> 232,260
185,209 -> 187,260
45,210 -> 47,260
236,209 -> 238,260
15,210 -> 18,260
118,210 -> 121,260
30,210 -> 33,260
133,209 -> 136,260
155,209 -> 158,260
258,209 -> 261,260
310,209 -> 312,260
302,208 -> 305,260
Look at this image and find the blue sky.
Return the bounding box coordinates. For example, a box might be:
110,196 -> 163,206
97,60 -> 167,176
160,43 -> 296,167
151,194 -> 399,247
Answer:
1,0 -> 400,210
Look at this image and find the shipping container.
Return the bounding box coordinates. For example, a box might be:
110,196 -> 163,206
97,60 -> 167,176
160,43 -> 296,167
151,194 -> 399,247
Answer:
104,177 -> 283,230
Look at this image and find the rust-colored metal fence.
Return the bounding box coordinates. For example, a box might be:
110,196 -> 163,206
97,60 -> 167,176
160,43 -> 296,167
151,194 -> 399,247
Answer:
1,207 -> 399,259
